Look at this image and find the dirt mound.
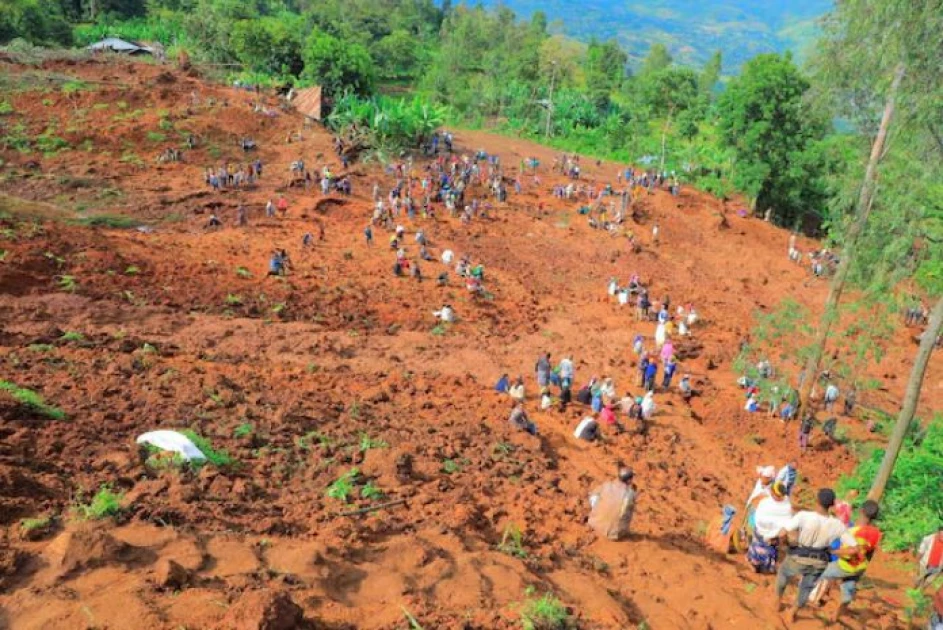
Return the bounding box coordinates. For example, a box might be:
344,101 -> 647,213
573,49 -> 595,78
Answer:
41,523 -> 139,579
217,590 -> 307,630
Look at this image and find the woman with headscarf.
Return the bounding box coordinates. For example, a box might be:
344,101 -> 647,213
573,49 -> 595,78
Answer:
641,391 -> 656,420
748,481 -> 793,573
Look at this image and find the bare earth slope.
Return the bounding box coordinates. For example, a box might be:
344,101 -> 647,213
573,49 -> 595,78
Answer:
0,57 -> 937,630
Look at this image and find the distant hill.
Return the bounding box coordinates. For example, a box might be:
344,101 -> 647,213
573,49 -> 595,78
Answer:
477,0 -> 832,70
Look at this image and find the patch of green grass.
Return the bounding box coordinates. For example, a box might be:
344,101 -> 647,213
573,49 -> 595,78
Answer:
520,589 -> 571,630
360,481 -> 383,500
0,101 -> 13,115
0,380 -> 66,420
35,132 -> 69,155
431,323 -> 448,336
497,523 -> 528,559
146,131 -> 166,143
225,294 -> 243,306
359,432 -> 388,452
77,215 -> 138,229
235,266 -> 252,278
233,423 -> 254,438
441,458 -> 462,474
401,607 -> 425,630
124,265 -> 140,275
57,275 -> 77,292
61,80 -> 88,95
179,430 -> 234,468
73,485 -> 124,520
295,431 -> 333,450
20,516 -> 51,532
326,468 -> 359,503
28,343 -> 54,353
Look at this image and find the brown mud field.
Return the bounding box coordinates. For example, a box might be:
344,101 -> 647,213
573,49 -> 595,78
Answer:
0,57 -> 939,629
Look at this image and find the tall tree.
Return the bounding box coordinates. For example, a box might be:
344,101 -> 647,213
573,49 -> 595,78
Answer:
640,42 -> 672,75
699,49 -> 722,96
583,38 -> 627,112
716,53 -> 826,224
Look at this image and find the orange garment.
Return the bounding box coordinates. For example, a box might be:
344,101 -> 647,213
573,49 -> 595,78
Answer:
588,481 -> 637,541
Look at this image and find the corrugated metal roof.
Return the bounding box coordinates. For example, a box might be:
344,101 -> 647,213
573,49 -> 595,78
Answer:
86,38 -> 153,54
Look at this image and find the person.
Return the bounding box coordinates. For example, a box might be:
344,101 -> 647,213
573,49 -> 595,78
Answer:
588,468 -> 638,541
824,383 -> 840,412
775,488 -> 857,623
776,461 -> 798,496
508,402 -> 537,435
598,401 -> 618,428
558,356 -> 575,390
843,387 -> 857,416
535,353 -> 552,390
918,529 -> 943,587
748,466 -> 777,503
559,384 -> 572,411
574,416 -> 599,441
643,360 -> 657,392
265,199 -> 275,218
679,374 -> 692,402
822,417 -> 839,442
364,225 -> 373,246
641,391 -> 656,420
495,373 -> 510,393
540,389 -> 553,410
268,250 -> 285,276
576,379 -> 594,406
931,586 -> 943,630
748,481 -> 794,573
799,413 -> 814,453
206,213 -> 222,229
810,500 -> 882,623
745,394 -> 760,412
508,376 -> 525,403
236,204 -> 248,226
652,222 -> 659,245
433,304 -> 454,323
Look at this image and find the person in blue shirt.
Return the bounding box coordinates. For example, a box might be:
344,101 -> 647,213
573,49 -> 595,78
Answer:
644,361 -> 658,392
662,359 -> 677,390
495,374 -> 510,393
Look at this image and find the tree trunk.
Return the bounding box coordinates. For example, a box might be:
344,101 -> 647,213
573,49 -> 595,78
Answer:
796,63 -> 906,417
867,294 -> 943,502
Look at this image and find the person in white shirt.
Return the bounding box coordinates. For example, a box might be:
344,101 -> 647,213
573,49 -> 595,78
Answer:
433,304 -> 454,323
775,488 -> 857,623
747,482 -> 793,573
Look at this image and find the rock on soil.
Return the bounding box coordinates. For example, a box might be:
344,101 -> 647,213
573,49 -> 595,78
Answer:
153,558 -> 190,591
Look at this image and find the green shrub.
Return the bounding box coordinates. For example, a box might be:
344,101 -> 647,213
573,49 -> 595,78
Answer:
326,468 -> 359,502
28,343 -> 54,353
225,294 -> 243,306
146,131 -> 166,143
0,101 -> 13,115
180,430 -> 234,468
837,417 -> 943,551
442,458 -> 462,474
60,331 -> 85,342
0,380 -> 66,420
74,485 -> 124,520
124,265 -> 140,275
520,590 -> 571,630
235,266 -> 252,278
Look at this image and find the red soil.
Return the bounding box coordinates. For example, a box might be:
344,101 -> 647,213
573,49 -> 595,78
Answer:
0,57 -> 938,629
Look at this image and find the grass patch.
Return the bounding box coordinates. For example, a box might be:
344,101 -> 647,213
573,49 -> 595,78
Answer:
20,516 -> 51,532
124,265 -> 140,275
146,131 -> 166,143
326,468 -> 359,502
431,323 -> 448,336
441,458 -> 463,474
233,423 -> 254,438
0,380 -> 66,420
235,266 -> 252,278
359,432 -> 388,452
497,523 -> 528,559
520,589 -> 571,630
73,485 -> 124,520
225,294 -> 243,306
295,431 -> 333,450
0,101 -> 13,115
179,430 -> 234,468
360,481 -> 383,500
77,215 -> 138,229
28,343 -> 54,353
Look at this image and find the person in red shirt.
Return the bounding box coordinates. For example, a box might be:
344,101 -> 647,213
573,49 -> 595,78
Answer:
811,500 -> 881,623
918,529 -> 943,587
